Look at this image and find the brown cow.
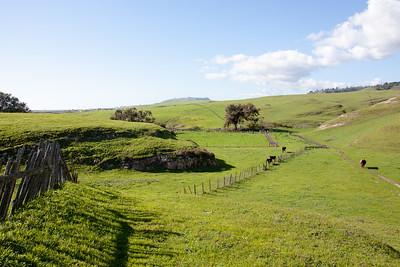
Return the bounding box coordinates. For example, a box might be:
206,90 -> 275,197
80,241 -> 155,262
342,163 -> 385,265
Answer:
359,159 -> 367,168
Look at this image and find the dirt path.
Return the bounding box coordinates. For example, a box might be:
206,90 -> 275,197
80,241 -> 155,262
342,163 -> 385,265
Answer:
335,148 -> 400,189
377,174 -> 400,189
192,103 -> 225,121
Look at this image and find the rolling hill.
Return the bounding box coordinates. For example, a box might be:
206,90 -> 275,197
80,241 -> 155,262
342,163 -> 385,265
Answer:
0,87 -> 399,266
146,88 -> 400,129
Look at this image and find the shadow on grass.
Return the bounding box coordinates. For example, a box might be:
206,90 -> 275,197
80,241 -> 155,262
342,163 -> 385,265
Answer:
0,184 -> 180,266
367,166 -> 379,170
110,210 -> 134,267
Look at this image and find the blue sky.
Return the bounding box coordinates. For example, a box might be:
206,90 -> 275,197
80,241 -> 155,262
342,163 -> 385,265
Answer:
1,0 -> 399,109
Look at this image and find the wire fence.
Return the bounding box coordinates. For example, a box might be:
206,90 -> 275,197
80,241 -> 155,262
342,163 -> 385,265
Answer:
183,148 -> 305,195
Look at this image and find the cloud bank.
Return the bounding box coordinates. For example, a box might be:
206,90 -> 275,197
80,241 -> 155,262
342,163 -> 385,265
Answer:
204,0 -> 400,89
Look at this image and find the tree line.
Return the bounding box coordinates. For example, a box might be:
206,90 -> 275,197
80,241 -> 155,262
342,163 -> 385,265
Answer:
308,81 -> 400,94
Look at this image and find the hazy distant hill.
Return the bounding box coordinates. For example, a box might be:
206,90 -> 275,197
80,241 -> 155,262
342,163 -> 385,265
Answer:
156,97 -> 211,105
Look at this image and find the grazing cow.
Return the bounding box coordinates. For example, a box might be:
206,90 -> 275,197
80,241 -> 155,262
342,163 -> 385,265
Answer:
359,159 -> 367,168
282,146 -> 287,153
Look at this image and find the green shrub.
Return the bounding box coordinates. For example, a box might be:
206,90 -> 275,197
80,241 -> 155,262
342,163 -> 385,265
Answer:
111,108 -> 155,123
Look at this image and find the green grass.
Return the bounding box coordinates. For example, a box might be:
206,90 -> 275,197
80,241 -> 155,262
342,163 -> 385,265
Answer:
145,88 -> 399,129
1,131 -> 399,266
306,96 -> 400,181
0,183 -> 176,266
0,111 -> 167,150
63,136 -> 197,167
0,111 -> 198,167
1,89 -> 400,266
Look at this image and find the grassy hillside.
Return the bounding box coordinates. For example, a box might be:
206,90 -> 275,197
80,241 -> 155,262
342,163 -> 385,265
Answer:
1,89 -> 399,265
146,88 -> 399,129
0,111 -> 166,149
306,97 -> 400,181
0,111 -> 198,166
154,97 -> 211,106
1,132 -> 399,266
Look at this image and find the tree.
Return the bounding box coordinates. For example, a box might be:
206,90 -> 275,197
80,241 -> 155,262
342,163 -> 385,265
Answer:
242,103 -> 261,129
224,103 -> 260,130
111,107 -> 155,123
224,104 -> 244,130
0,92 -> 30,113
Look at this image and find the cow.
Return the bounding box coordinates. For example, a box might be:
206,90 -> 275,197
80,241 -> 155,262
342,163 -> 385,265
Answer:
282,146 -> 287,153
359,159 -> 367,168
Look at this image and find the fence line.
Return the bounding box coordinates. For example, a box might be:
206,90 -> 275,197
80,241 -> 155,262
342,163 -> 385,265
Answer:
263,130 -> 279,147
183,148 -> 305,196
0,141 -> 77,221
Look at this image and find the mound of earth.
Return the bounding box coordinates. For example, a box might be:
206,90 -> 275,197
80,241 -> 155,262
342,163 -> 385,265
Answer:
119,148 -> 217,171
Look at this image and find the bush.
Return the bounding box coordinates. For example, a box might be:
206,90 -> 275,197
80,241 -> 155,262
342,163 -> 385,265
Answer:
0,92 -> 30,113
111,107 -> 155,123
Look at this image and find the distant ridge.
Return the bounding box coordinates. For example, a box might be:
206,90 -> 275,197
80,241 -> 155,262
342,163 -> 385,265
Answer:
156,97 -> 211,105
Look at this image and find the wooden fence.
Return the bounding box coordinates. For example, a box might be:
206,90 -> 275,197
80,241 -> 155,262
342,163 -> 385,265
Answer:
0,141 -> 77,221
263,130 -> 279,147
183,149 -> 304,195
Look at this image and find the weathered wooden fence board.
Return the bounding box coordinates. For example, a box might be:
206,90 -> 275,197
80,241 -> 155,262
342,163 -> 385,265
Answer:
0,141 -> 77,222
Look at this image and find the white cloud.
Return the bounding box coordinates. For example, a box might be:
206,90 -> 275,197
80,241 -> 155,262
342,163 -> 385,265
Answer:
298,79 -> 347,89
369,77 -> 382,86
314,0 -> 400,64
204,0 -> 400,89
306,31 -> 326,41
210,50 -> 317,85
214,54 -> 248,64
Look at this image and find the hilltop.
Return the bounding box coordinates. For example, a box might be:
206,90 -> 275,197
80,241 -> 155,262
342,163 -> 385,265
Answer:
155,97 -> 211,106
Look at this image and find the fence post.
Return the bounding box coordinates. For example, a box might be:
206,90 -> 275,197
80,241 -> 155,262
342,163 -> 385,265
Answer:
209,179 -> 211,192
194,184 -> 197,195
201,182 -> 205,194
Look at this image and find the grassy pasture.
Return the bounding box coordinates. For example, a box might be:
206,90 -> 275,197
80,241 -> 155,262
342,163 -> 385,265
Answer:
1,89 -> 400,266
1,131 -> 400,266
306,96 -> 400,181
